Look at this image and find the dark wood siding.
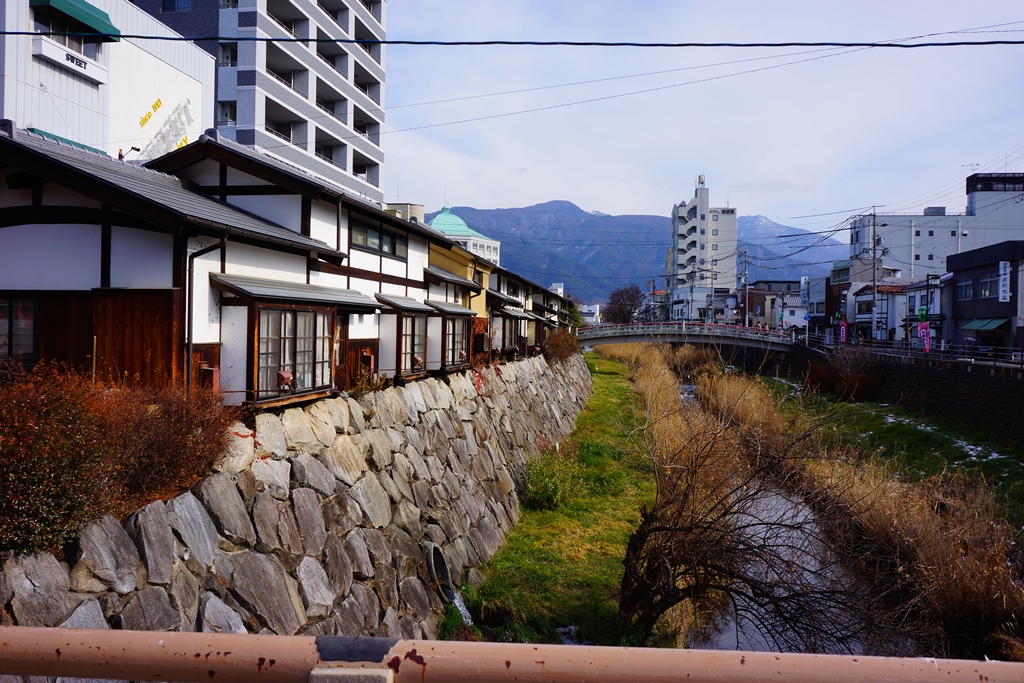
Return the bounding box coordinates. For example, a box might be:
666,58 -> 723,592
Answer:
37,292 -> 94,368
92,289 -> 182,384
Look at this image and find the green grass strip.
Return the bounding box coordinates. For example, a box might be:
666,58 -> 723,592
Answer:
467,352 -> 654,645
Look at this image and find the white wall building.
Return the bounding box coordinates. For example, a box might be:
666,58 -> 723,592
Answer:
0,0 -> 214,158
136,0 -> 385,202
669,176 -> 738,321
849,173 -> 1024,279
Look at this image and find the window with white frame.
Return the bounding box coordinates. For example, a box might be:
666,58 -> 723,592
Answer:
979,275 -> 999,299
33,6 -> 104,60
446,317 -> 471,366
257,307 -> 333,399
401,315 -> 427,373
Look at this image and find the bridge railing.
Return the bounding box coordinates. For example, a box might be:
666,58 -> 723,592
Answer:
578,322 -> 794,345
0,627 -> 1021,683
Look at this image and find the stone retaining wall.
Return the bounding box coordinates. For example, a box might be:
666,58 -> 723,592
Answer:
0,355 -> 592,642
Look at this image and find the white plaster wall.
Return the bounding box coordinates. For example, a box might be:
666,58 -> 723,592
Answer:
406,236 -> 428,280
110,228 -> 173,288
347,276 -> 380,297
227,195 -> 302,232
380,282 -> 405,296
0,224 -> 101,289
348,312 -> 378,340
348,249 -> 380,272
220,305 -> 249,406
380,257 -> 406,278
223,242 -> 306,282
310,200 -> 338,249
189,236 -> 224,345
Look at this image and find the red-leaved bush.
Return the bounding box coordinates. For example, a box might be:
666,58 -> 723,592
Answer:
0,361 -> 235,553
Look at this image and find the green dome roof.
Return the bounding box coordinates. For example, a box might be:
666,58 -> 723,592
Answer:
428,206 -> 489,239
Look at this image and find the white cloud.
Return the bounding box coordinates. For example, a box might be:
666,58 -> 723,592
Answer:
382,1 -> 1024,227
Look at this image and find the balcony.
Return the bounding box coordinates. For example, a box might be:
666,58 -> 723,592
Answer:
267,12 -> 296,36
316,1 -> 348,32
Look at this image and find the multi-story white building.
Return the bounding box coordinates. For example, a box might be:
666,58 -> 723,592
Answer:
136,0 -> 385,202
849,173 -> 1024,279
0,0 -> 214,158
669,176 -> 738,321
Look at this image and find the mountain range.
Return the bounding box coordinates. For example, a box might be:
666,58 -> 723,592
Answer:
425,201 -> 849,304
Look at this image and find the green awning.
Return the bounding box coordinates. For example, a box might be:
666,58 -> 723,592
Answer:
961,317 -> 1010,332
31,0 -> 121,42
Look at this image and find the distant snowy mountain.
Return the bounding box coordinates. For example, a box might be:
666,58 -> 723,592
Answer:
424,204 -> 849,303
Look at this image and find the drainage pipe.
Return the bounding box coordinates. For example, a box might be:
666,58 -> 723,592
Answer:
1,627 -> 1023,683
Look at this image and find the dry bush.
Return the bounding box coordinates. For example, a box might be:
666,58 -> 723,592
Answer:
542,329 -> 581,365
0,360 -> 235,553
668,344 -> 719,377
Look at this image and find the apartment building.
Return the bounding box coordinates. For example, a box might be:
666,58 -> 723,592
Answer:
136,0 -> 385,202
669,175 -> 738,321
849,173 -> 1024,279
0,0 -> 213,157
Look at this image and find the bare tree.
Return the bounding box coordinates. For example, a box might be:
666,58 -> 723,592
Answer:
605,284 -> 646,324
617,350 -> 904,653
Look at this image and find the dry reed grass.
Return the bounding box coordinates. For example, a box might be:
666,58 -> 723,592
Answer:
600,342 -> 1024,658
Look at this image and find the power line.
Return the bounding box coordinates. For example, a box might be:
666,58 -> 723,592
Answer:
9,31 -> 1024,48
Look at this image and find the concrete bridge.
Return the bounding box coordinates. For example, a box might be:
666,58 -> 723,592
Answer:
577,322 -> 800,352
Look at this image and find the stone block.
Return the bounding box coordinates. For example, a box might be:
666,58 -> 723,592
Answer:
343,531 -> 373,580
251,457 -> 291,501
70,515 -> 139,595
218,553 -> 305,635
297,557 -> 334,619
322,534 -> 353,599
291,488 -> 327,557
119,586 -> 179,632
319,434 -> 368,486
199,591 -> 247,634
345,397 -> 365,433
322,493 -> 363,536
60,598 -> 107,630
254,413 -> 287,458
323,397 -> 351,433
169,564 -> 200,631
362,428 -> 395,471
350,475 -> 392,528
194,472 -> 257,547
281,407 -> 318,452
217,422 -> 256,473
125,501 -> 175,586
291,452 -> 336,497
304,402 -> 338,448
399,577 -> 432,619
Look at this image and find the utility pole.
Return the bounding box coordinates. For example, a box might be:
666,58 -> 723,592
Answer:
743,249 -> 750,327
871,211 -> 877,343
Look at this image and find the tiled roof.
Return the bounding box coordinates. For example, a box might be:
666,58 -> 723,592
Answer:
0,124 -> 344,260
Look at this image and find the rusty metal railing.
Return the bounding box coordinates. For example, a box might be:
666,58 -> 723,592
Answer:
1,627 -> 1022,682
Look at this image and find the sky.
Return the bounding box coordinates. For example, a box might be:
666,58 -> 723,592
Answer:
380,1 -> 1024,235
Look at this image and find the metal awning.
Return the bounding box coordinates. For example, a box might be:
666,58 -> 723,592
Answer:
424,265 -> 482,293
961,317 -> 1010,331
487,289 -> 521,306
210,273 -> 379,310
375,293 -> 434,314
495,307 -> 530,319
30,0 -> 121,41
425,300 -> 476,317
